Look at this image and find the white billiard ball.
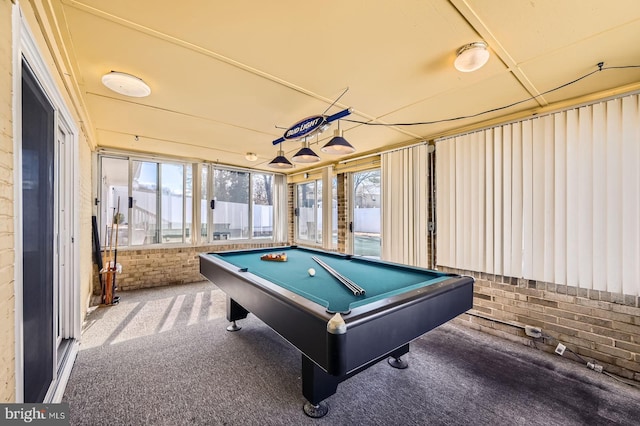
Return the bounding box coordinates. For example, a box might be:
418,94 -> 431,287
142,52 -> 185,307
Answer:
308,268 -> 316,277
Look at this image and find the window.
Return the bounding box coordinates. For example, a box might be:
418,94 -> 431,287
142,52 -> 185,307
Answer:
99,155 -> 192,247
185,166 -> 193,243
100,157 -> 129,246
99,154 -> 282,247
132,160 -> 158,245
201,166 -> 277,242
200,166 -> 208,239
160,163 -> 184,243
252,173 -> 274,238
213,168 -> 249,240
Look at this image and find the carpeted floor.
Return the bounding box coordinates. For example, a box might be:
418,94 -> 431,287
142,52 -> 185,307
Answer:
63,281 -> 640,425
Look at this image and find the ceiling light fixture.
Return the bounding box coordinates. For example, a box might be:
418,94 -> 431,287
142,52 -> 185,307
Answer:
321,121 -> 355,155
245,152 -> 258,161
102,71 -> 151,97
454,41 -> 490,72
291,141 -> 321,163
268,146 -> 294,169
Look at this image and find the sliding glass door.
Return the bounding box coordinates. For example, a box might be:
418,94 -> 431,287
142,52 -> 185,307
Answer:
351,169 -> 381,258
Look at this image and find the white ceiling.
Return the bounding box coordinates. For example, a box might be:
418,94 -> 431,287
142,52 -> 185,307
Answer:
48,0 -> 640,172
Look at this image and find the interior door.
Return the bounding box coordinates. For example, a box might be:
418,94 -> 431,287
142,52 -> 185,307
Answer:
22,62 -> 55,403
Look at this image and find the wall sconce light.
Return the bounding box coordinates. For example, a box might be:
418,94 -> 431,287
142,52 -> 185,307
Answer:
454,41 -> 490,72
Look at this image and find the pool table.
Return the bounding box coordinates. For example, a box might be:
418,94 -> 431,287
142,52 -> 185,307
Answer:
199,246 -> 474,418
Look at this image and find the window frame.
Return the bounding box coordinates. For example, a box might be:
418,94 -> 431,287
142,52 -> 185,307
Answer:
97,152 -> 285,248
295,180 -> 321,245
201,164 -> 278,244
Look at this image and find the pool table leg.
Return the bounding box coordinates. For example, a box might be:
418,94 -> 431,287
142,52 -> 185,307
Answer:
387,343 -> 410,369
226,297 -> 249,332
300,343 -> 411,417
301,355 -> 338,418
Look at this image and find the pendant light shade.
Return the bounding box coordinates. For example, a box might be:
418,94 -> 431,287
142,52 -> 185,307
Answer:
268,149 -> 294,169
321,129 -> 355,154
292,142 -> 321,163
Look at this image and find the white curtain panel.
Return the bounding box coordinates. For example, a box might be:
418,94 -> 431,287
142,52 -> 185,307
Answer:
436,93 -> 640,296
381,144 -> 429,267
273,173 -> 289,243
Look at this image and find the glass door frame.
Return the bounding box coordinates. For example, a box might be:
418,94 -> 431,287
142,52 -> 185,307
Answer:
348,168 -> 382,258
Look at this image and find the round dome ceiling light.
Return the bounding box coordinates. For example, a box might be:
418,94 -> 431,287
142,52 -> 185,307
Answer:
454,41 -> 490,72
102,71 -> 151,97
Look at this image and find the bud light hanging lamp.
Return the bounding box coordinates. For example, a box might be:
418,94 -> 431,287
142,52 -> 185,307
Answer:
291,140 -> 321,163
321,121 -> 355,154
268,144 -> 294,169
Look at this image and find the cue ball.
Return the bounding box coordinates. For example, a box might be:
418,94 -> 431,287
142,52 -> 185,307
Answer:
308,268 -> 316,277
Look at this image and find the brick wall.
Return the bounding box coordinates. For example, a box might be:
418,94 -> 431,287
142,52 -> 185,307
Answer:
0,0 -> 15,403
441,267 -> 640,381
92,241 -> 286,299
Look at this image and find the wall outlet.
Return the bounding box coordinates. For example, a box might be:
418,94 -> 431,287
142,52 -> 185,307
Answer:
587,362 -> 603,373
525,325 -> 542,338
555,343 -> 566,356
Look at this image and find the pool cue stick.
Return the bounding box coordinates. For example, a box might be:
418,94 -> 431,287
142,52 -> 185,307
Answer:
102,224 -> 109,303
323,259 -> 366,295
110,197 -> 121,304
311,257 -> 357,293
113,197 -> 120,269
104,206 -> 116,304
313,257 -> 365,295
311,256 -> 365,296
104,223 -> 112,305
108,207 -> 115,266
100,225 -> 105,267
337,274 -> 365,296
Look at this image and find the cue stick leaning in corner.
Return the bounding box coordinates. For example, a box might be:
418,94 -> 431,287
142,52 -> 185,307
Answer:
106,207 -> 116,304
110,197 -> 121,304
102,224 -> 110,304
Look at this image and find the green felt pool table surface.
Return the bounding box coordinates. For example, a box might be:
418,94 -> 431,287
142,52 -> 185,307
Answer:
211,247 -> 452,313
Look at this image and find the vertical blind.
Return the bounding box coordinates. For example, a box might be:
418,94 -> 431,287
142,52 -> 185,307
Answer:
436,93 -> 640,296
273,173 -> 288,242
381,144 -> 429,267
